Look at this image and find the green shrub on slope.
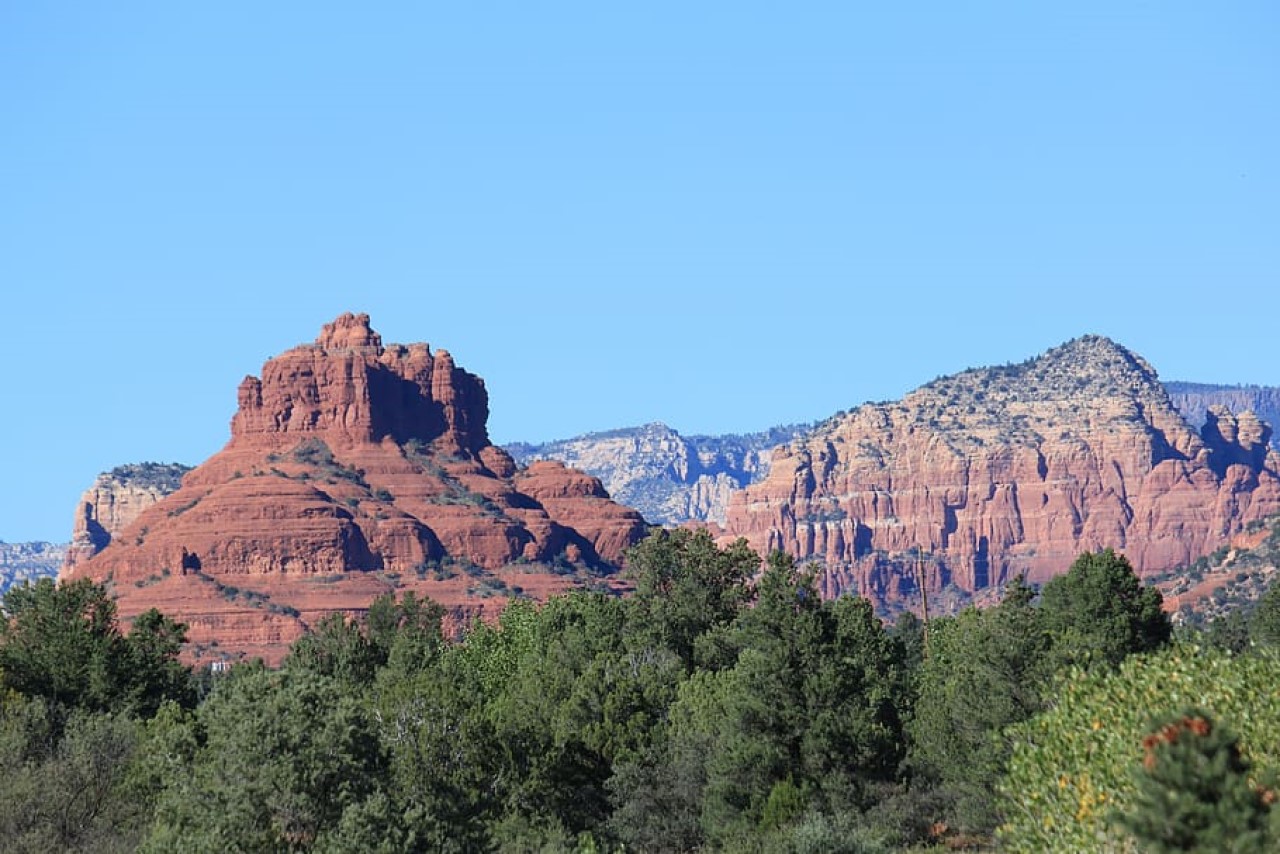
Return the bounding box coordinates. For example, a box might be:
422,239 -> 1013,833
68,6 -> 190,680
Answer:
999,646 -> 1280,852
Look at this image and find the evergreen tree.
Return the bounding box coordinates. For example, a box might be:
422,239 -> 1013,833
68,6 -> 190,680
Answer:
1203,609 -> 1253,654
1249,578 -> 1280,648
1116,710 -> 1274,853
624,528 -> 758,669
1040,548 -> 1171,669
0,578 -> 192,715
909,578 -> 1052,834
144,665 -> 391,852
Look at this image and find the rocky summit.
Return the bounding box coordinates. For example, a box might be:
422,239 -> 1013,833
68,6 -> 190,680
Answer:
725,336 -> 1280,613
61,313 -> 647,662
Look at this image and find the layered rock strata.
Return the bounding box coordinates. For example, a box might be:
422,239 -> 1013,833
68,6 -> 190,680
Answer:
726,336 -> 1280,613
62,313 -> 647,661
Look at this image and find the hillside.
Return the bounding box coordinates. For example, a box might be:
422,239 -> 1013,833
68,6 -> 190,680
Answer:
726,335 -> 1280,615
1152,513 -> 1280,627
506,422 -> 809,525
501,382 -> 1279,532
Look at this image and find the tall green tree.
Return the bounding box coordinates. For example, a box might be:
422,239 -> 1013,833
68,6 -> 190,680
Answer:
654,553 -> 908,848
121,608 -> 194,716
0,578 -> 124,711
373,653 -> 498,852
368,590 -> 446,676
285,612 -> 381,688
288,591 -> 447,689
1039,548 -> 1171,669
144,665 -> 391,852
0,578 -> 192,715
624,528 -> 758,669
1249,577 -> 1280,648
909,577 -> 1053,834
0,699 -> 146,854
1202,609 -> 1253,654
475,594 -> 629,842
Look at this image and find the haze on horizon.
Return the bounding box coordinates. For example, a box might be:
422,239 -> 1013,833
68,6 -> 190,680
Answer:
2,2 -> 1277,542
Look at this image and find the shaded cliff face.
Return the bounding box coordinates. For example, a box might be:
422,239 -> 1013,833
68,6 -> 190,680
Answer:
506,422 -> 809,525
62,313 -> 648,662
65,463 -> 191,571
726,336 -> 1280,614
1166,382 -> 1280,450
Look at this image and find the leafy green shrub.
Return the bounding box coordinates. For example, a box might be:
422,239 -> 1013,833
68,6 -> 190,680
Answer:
998,646 -> 1280,852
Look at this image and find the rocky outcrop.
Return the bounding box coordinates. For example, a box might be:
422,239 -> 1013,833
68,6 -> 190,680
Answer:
726,336 -> 1280,614
507,422 -> 809,525
62,313 -> 647,662
64,463 -> 191,571
1166,382 -> 1280,450
0,541 -> 66,594
1200,407 -> 1272,475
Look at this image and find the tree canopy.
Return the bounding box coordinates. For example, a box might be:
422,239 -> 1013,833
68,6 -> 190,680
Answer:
0,540 -> 1266,851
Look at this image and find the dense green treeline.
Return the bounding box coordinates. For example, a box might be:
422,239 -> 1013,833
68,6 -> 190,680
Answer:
2,533 -> 1280,851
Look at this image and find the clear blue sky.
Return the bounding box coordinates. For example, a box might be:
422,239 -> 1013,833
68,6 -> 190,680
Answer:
2,3 -> 1277,543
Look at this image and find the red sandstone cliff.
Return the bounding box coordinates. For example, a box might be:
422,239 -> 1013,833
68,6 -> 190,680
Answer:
725,336 -> 1280,613
62,313 -> 647,662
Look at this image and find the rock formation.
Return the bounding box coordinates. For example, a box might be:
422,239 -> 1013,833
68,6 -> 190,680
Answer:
64,462 -> 191,571
725,336 -> 1280,614
506,422 -> 809,525
62,313 -> 647,662
1165,382 -> 1280,449
0,541 -> 66,594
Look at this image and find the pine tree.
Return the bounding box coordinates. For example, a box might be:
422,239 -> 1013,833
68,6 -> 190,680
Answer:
1116,710 -> 1274,853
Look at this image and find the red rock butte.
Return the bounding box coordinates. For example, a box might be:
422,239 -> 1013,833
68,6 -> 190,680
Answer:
62,313 -> 648,663
725,335 -> 1280,614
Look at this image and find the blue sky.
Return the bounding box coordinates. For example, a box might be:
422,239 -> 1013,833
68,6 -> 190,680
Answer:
2,3 -> 1277,542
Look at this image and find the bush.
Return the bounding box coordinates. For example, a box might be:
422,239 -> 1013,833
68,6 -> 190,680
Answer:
999,645 -> 1280,852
